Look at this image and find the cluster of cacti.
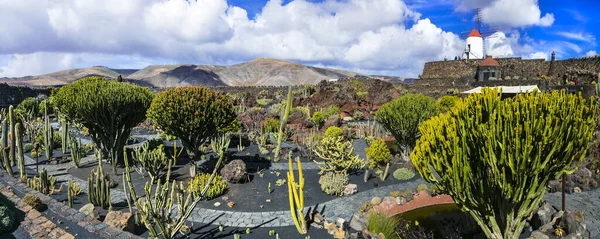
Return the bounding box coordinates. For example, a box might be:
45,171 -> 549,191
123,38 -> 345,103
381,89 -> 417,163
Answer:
87,155 -> 111,208
210,134 -> 231,161
318,171 -> 349,196
60,118 -> 69,154
27,168 -> 62,195
132,142 -> 168,184
69,134 -> 83,168
18,109 -> 43,145
273,86 -> 293,162
313,135 -> 365,174
186,173 -> 227,200
42,107 -> 53,160
0,118 -> 12,176
376,163 -> 390,182
411,88 -> 597,239
23,194 -> 44,211
365,138 -> 391,169
237,133 -> 245,152
53,76 -> 154,172
67,179 -> 82,207
287,153 -> 307,234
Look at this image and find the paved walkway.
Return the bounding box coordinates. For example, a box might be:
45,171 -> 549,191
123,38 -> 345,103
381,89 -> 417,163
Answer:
544,188 -> 600,238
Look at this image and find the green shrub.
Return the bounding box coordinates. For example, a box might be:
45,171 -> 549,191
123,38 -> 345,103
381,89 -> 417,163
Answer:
23,143 -> 34,153
262,117 -> 280,134
53,76 -> 153,165
23,194 -> 45,211
365,138 -> 391,169
323,106 -> 341,118
324,126 -> 343,138
388,191 -> 402,197
17,97 -> 39,116
318,172 -> 349,196
187,173 -> 228,200
314,136 -> 365,174
38,98 -> 54,115
416,183 -> 428,193
438,95 -> 460,113
393,168 -> 415,181
367,210 -> 399,239
0,193 -> 15,233
147,86 -> 236,159
353,110 -> 364,120
256,98 -> 273,107
35,130 -> 62,150
311,112 -> 325,128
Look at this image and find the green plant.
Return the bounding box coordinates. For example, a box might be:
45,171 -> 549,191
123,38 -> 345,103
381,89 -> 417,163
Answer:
429,185 -> 441,196
311,112 -> 325,129
318,171 -> 348,196
380,163 -> 390,181
67,179 -> 82,208
53,76 -> 153,172
353,110 -> 364,120
256,98 -> 273,107
367,210 -> 399,239
554,225 -> 565,237
8,105 -> 16,167
27,168 -> 62,195
313,136 -> 365,174
88,154 -> 111,209
268,183 -> 272,193
376,94 -> 439,161
275,179 -> 286,186
246,228 -> 251,234
393,168 -> 415,181
16,97 -> 39,117
365,138 -> 391,169
147,86 -> 236,160
324,126 -> 343,138
287,154 -> 306,234
416,183 -> 428,193
0,193 -> 15,233
23,143 -> 33,153
59,118 -> 69,154
15,123 -> 25,180
23,194 -> 44,211
274,86 -> 293,162
0,119 -> 11,176
411,89 -> 597,239
389,191 -> 402,197
210,134 -> 231,161
262,117 -> 280,134
323,105 -> 341,118
187,173 -> 228,200
132,142 -> 169,184
69,134 -> 83,168
437,95 -> 460,113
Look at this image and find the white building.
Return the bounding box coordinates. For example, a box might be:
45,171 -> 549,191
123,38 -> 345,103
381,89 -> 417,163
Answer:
464,29 -> 484,59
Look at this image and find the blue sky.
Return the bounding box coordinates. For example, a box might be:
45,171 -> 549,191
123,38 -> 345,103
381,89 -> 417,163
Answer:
0,0 -> 597,78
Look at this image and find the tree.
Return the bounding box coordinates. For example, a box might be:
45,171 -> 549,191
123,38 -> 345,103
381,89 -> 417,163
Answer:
376,94 -> 439,160
16,97 -> 39,116
53,77 -> 153,170
411,89 -> 596,239
365,138 -> 391,169
147,86 -> 237,159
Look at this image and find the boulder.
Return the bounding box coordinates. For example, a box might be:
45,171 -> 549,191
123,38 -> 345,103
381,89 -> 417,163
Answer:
370,197 -> 382,205
103,211 -> 134,233
532,203 -> 557,229
573,187 -> 582,193
349,213 -> 368,231
79,203 -> 97,219
220,160 -> 248,183
527,231 -> 550,239
343,184 -> 358,196
324,114 -> 340,129
559,211 -> 587,237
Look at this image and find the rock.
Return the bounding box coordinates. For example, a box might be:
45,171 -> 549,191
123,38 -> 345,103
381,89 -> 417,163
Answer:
214,202 -> 221,207
573,187 -> 582,193
532,203 -> 557,229
313,212 -> 324,224
103,211 -> 134,233
324,114 -> 340,129
333,228 -> 347,239
395,197 -> 403,205
342,116 -> 353,121
324,220 -> 337,234
527,231 -> 550,239
220,160 -> 248,183
370,197 -> 382,205
382,196 -> 393,205
337,218 -> 347,228
79,203 -> 97,219
559,211 -> 587,237
349,213 -> 368,231
343,184 -> 358,196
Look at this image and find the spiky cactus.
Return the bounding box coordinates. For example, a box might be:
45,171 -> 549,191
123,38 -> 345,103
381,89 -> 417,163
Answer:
69,134 -> 82,168
67,179 -> 81,208
88,153 -> 111,208
411,88 -> 596,239
43,107 -> 53,160
8,105 -> 15,166
1,119 -> 12,176
131,142 -> 168,184
60,118 -> 69,154
15,123 -> 25,180
287,153 -> 306,234
27,168 -> 61,195
274,86 -> 293,162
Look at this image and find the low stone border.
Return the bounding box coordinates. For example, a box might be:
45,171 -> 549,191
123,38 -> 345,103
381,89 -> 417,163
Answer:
373,191 -> 455,216
0,170 -> 142,239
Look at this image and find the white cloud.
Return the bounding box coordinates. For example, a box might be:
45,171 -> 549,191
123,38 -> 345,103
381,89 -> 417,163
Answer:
526,52 -> 548,60
554,31 -> 596,43
455,0 -> 554,28
585,50 -> 597,57
0,0 -> 464,78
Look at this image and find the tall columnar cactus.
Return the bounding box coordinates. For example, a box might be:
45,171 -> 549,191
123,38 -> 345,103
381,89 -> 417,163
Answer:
69,134 -> 82,168
1,119 -> 12,176
15,123 -> 25,180
274,86 -> 293,162
67,179 -> 81,208
8,105 -> 15,166
43,107 -> 53,160
60,118 -> 69,154
287,154 -> 306,234
88,154 -> 111,208
411,88 -> 597,239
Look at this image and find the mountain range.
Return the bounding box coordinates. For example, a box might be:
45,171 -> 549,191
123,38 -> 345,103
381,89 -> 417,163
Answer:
0,58 -> 404,87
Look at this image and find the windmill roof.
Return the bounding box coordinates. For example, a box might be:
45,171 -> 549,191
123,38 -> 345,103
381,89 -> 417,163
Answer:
480,56 -> 500,67
468,29 -> 482,38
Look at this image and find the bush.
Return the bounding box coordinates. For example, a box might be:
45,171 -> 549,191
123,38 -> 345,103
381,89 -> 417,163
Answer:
311,112 -> 325,127
394,219 -> 434,239
367,210 -> 400,239
256,98 -> 273,107
262,117 -> 280,134
53,76 -> 153,165
318,172 -> 349,196
38,98 -> 53,115
220,160 -> 248,183
416,183 -> 428,193
147,86 -> 236,159
437,95 -> 460,113
23,194 -> 45,211
324,126 -> 343,138
366,138 -> 391,169
323,106 -> 341,118
353,110 -> 364,120
376,94 -> 439,160
313,136 -> 365,174
187,173 -> 228,200
23,143 -> 34,153
131,143 -> 168,182
36,131 -> 62,150
17,97 -> 39,116
393,168 -> 415,181
0,193 -> 15,233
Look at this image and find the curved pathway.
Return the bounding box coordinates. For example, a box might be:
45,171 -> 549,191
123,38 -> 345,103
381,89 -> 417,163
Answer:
544,189 -> 600,238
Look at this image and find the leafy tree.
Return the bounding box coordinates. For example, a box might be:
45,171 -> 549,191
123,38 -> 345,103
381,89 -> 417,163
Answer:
411,89 -> 596,239
365,138 -> 391,169
376,94 -> 439,160
147,86 -> 236,159
16,97 -> 39,116
53,77 -> 153,169
437,95 -> 460,113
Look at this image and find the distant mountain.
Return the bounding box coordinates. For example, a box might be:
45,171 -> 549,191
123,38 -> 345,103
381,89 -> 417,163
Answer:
0,58 -> 391,87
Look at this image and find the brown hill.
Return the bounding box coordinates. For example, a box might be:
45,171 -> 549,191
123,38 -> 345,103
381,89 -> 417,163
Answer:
0,66 -> 121,86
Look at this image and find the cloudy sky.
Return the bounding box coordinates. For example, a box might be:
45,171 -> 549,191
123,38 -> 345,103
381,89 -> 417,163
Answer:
0,0 -> 597,78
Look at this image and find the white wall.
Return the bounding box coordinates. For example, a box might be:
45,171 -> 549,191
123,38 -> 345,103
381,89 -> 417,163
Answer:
464,36 -> 484,59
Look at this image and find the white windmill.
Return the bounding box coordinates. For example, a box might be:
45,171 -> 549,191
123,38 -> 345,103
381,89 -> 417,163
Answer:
461,8 -> 499,60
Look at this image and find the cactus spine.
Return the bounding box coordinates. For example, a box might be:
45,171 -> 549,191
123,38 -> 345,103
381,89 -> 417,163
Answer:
16,123 -> 25,180
287,153 -> 307,234
274,86 -> 293,162
1,119 -> 12,176
8,105 -> 15,166
88,152 -> 111,208
43,107 -> 53,160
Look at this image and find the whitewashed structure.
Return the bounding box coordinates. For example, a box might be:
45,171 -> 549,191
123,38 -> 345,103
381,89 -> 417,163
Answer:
464,29 -> 484,60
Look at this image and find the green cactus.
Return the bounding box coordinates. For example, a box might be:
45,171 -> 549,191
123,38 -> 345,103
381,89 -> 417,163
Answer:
313,135 -> 365,174
60,118 -> 69,154
69,134 -> 82,168
411,88 -> 597,239
287,153 -> 307,234
87,153 -> 111,208
274,86 -> 292,162
27,168 -> 61,195
15,123 -> 25,180
8,105 -> 15,166
131,142 -> 168,184
1,119 -> 12,176
43,107 -> 53,160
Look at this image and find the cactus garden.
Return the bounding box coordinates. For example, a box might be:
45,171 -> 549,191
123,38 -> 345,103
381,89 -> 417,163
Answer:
0,77 -> 599,239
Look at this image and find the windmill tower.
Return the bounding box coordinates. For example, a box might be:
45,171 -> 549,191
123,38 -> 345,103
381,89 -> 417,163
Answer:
461,8 -> 498,59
